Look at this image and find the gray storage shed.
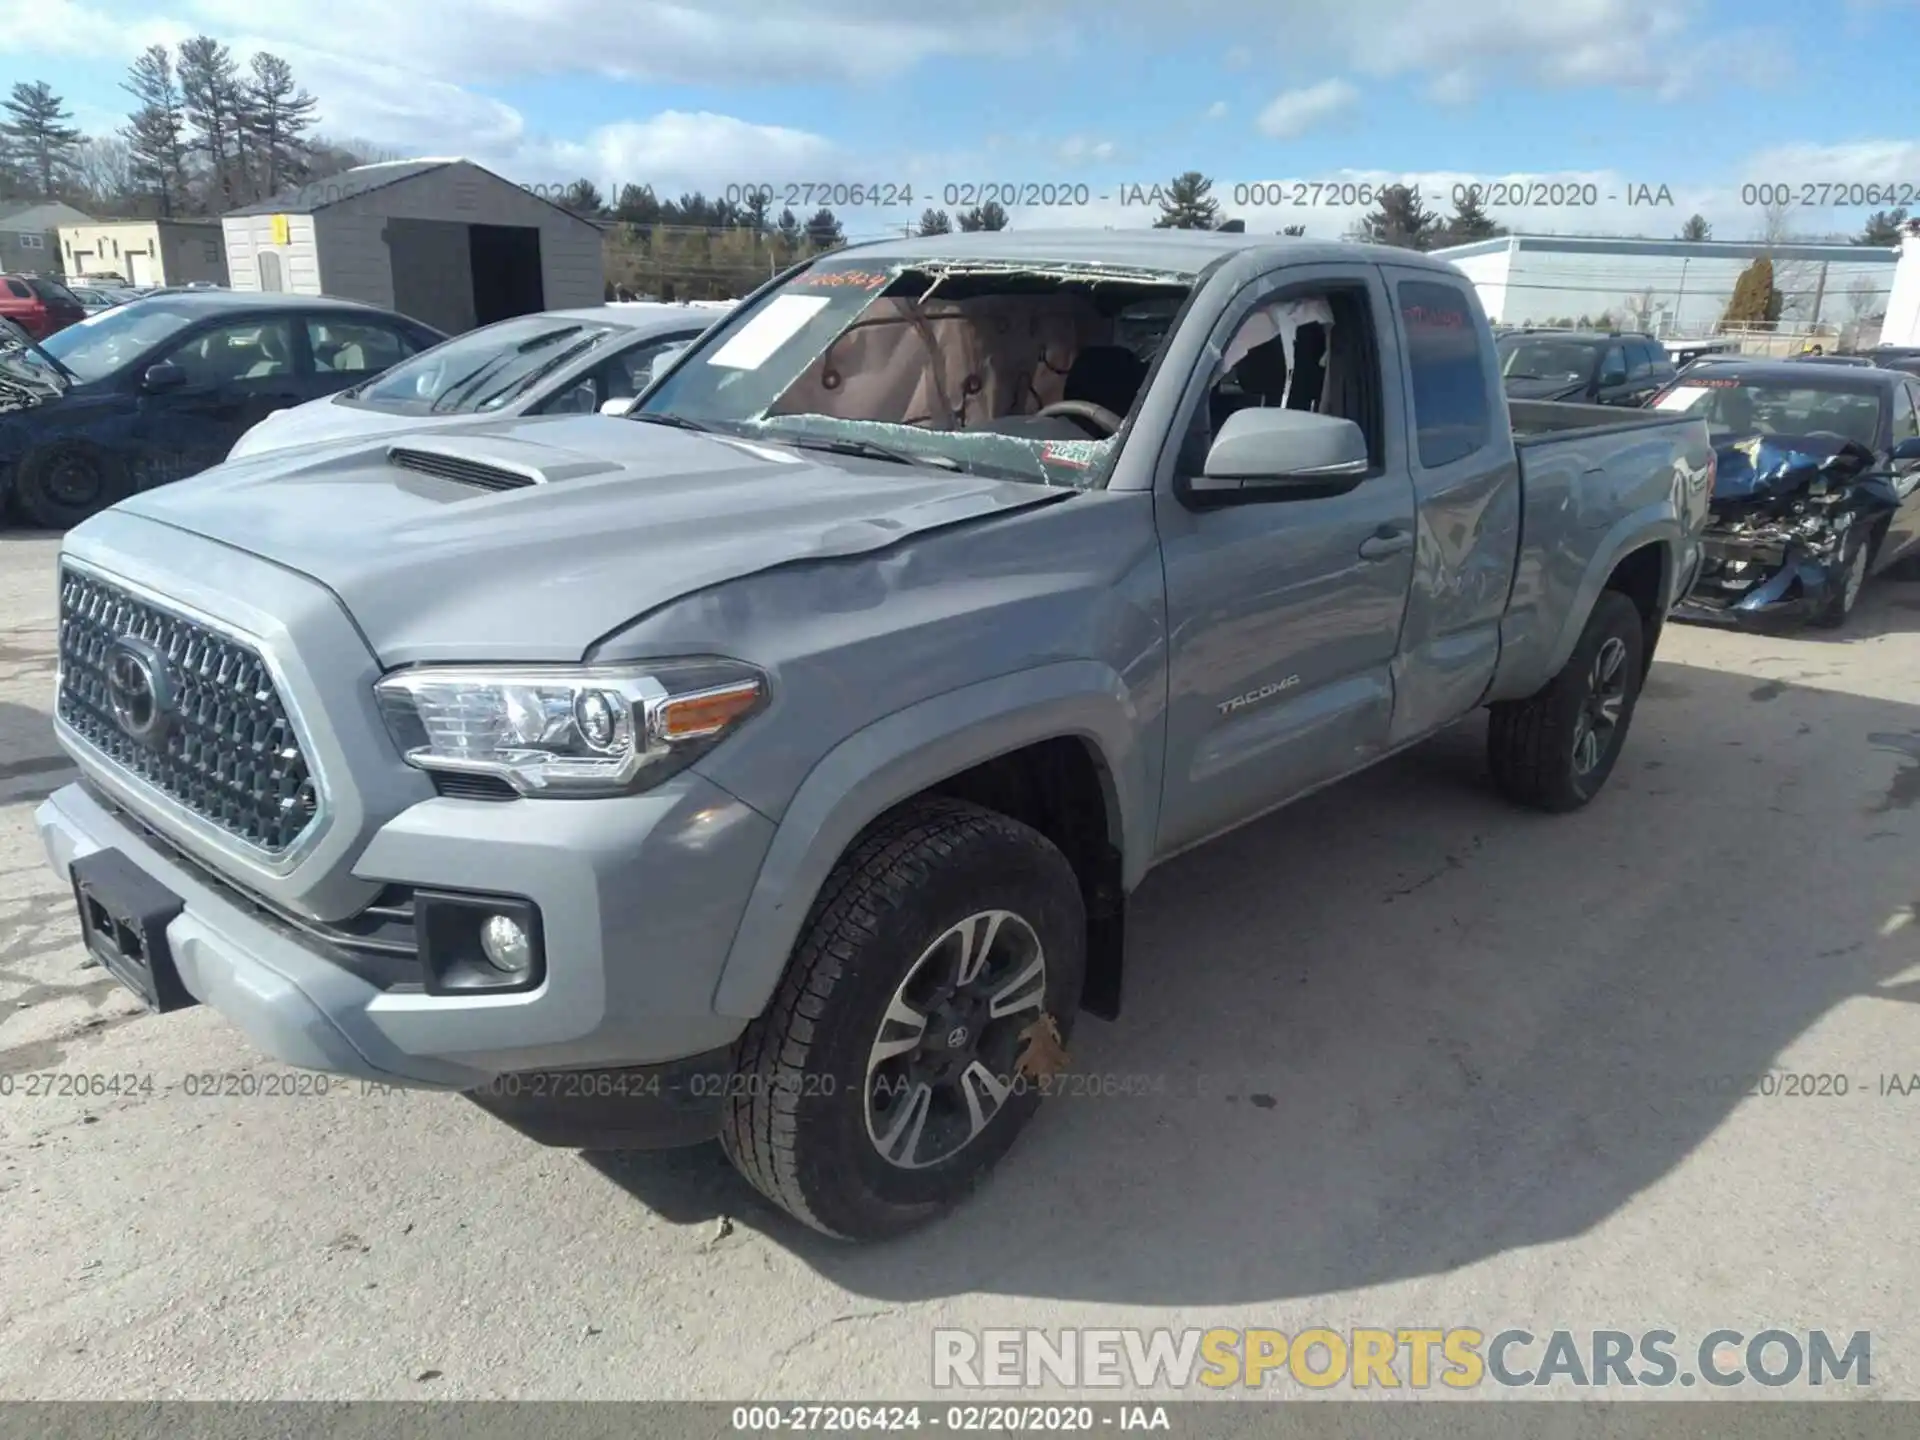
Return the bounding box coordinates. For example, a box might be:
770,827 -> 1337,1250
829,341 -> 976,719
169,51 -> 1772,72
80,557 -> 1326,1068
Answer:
221,159 -> 604,334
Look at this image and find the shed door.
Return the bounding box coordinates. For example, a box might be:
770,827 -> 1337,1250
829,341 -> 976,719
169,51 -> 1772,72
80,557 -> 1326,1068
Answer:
258,250 -> 285,293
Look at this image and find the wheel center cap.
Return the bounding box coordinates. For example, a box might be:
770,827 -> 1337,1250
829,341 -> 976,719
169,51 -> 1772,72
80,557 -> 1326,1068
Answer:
946,1024 -> 971,1049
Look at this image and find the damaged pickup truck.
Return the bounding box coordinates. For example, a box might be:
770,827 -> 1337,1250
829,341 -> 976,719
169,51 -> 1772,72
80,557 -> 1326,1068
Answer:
38,231 -> 1712,1241
1656,361 -> 1920,627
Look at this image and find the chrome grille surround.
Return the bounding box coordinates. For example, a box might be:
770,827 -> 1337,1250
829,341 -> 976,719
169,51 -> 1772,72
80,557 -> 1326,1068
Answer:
55,560 -> 329,864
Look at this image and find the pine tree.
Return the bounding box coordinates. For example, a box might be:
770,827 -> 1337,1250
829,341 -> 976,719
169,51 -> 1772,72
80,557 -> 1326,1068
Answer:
121,46 -> 190,216
955,200 -> 1008,232
1678,213 -> 1711,241
1437,190 -> 1503,246
917,208 -> 951,235
244,53 -> 317,201
775,207 -> 803,250
740,188 -> 771,234
613,183 -> 660,225
1,81 -> 83,199
560,178 -> 606,217
804,207 -> 843,249
177,36 -> 246,210
1859,207 -> 1909,246
1280,223 -> 1306,236
1355,184 -> 1439,249
1153,171 -> 1220,229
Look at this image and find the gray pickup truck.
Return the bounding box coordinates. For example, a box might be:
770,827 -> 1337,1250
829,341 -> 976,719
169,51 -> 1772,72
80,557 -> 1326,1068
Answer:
36,231 -> 1713,1241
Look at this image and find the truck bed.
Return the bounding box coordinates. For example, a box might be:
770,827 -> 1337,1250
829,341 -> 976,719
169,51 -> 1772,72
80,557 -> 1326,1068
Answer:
1507,398 -> 1700,442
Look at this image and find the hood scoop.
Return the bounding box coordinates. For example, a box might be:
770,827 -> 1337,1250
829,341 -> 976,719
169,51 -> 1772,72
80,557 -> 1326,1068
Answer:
386,435 -> 623,492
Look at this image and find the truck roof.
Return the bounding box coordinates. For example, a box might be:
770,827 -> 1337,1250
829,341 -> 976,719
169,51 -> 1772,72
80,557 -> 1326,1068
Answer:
831,228 -> 1474,280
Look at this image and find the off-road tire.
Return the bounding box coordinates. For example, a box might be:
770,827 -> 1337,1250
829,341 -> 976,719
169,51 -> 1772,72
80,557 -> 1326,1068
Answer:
14,441 -> 131,529
720,797 -> 1087,1241
1487,590 -> 1647,814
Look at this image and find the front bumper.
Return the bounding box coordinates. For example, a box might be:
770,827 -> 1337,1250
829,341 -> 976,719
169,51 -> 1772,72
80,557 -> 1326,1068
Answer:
1673,532 -> 1839,622
36,771 -> 773,1102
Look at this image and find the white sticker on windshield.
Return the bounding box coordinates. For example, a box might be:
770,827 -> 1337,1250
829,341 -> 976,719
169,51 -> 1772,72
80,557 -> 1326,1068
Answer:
706,295 -> 830,370
1652,386 -> 1713,411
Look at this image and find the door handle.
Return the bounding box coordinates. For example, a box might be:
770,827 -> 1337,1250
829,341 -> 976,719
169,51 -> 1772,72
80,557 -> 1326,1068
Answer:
1359,527 -> 1413,561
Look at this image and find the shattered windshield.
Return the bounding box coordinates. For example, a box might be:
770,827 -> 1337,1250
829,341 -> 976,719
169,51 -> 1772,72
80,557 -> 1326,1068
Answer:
637,255 -> 1194,487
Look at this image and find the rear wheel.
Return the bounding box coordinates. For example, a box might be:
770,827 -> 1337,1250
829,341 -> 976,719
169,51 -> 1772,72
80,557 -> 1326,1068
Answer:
1487,590 -> 1647,813
14,441 -> 130,529
720,798 -> 1086,1241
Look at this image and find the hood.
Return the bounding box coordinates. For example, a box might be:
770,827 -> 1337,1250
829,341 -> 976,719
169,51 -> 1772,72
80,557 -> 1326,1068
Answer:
1503,375 -> 1588,402
228,392 -> 461,459
1710,432 -> 1877,502
0,344 -> 69,406
109,413 -> 1072,665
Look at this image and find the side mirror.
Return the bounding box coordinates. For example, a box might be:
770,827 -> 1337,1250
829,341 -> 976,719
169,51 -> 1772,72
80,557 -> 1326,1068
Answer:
600,396 -> 638,417
1189,408 -> 1369,501
141,361 -> 186,393
1893,436 -> 1920,462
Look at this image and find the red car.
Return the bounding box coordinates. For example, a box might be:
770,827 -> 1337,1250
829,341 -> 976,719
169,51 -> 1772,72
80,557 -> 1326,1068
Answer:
0,273 -> 86,340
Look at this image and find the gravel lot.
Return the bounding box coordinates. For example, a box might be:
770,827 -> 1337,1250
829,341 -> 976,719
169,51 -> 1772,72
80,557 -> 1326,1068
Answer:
3,527 -> 1918,1401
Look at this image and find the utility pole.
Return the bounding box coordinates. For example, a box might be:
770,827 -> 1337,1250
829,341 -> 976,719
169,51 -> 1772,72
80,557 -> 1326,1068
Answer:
1675,259 -> 1688,333
1809,260 -> 1830,330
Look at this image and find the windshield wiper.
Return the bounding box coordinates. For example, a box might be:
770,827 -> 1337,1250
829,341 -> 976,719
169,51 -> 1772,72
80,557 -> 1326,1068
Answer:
776,435 -> 964,471
626,411 -> 724,434
431,326 -> 587,413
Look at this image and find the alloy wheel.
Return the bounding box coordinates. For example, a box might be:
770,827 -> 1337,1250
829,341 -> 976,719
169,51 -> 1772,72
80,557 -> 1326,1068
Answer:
864,909 -> 1048,1171
1571,636 -> 1630,777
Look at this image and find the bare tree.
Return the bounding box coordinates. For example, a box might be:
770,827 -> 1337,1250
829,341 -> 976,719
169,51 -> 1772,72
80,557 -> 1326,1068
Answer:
73,135 -> 137,210
1846,272 -> 1882,324
1755,199 -> 1819,325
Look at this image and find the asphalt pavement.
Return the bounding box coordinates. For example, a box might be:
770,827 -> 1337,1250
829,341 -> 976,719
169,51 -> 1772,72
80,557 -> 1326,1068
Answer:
3,528 -> 1918,1401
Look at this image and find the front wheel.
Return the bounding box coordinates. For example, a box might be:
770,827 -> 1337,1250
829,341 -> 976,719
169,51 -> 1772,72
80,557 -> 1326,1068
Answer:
14,441 -> 130,529
1487,590 -> 1648,814
720,797 -> 1086,1241
1809,527 -> 1871,629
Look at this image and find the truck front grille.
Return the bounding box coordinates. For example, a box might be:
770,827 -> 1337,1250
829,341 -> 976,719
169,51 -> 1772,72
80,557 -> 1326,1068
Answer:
56,567 -> 321,857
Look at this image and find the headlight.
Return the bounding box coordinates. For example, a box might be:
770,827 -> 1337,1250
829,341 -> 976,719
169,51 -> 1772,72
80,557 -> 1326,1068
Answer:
374,658 -> 768,797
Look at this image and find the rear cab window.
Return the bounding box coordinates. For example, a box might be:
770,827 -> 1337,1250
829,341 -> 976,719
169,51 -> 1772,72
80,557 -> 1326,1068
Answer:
1396,278 -> 1492,468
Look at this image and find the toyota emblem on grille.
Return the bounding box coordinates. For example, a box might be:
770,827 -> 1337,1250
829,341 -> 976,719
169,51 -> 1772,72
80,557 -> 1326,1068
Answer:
105,636 -> 174,749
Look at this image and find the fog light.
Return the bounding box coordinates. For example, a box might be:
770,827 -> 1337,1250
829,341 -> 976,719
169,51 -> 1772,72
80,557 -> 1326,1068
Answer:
480,914 -> 533,974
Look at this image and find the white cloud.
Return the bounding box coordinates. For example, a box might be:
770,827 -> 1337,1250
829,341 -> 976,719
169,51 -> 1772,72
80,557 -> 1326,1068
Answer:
1223,44 -> 1254,69
1742,140 -> 1920,185
1427,69 -> 1477,105
1056,136 -> 1118,165
1256,79 -> 1360,138
534,112 -> 843,196
0,0 -> 190,60
1205,100 -> 1230,120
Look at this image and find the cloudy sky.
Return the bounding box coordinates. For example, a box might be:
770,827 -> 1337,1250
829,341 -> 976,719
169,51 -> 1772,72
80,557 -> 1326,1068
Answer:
4,0 -> 1919,243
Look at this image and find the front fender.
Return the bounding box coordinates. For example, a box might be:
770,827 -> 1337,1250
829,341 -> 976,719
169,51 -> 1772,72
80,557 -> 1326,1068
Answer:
708,660 -> 1153,1021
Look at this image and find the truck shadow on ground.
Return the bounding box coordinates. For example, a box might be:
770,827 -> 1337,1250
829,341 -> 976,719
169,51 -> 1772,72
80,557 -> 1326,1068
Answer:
587,657 -> 1920,1304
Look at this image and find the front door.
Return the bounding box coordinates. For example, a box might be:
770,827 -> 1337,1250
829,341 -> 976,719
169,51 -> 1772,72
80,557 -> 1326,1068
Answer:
133,315 -> 306,480
1153,264 -> 1418,858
